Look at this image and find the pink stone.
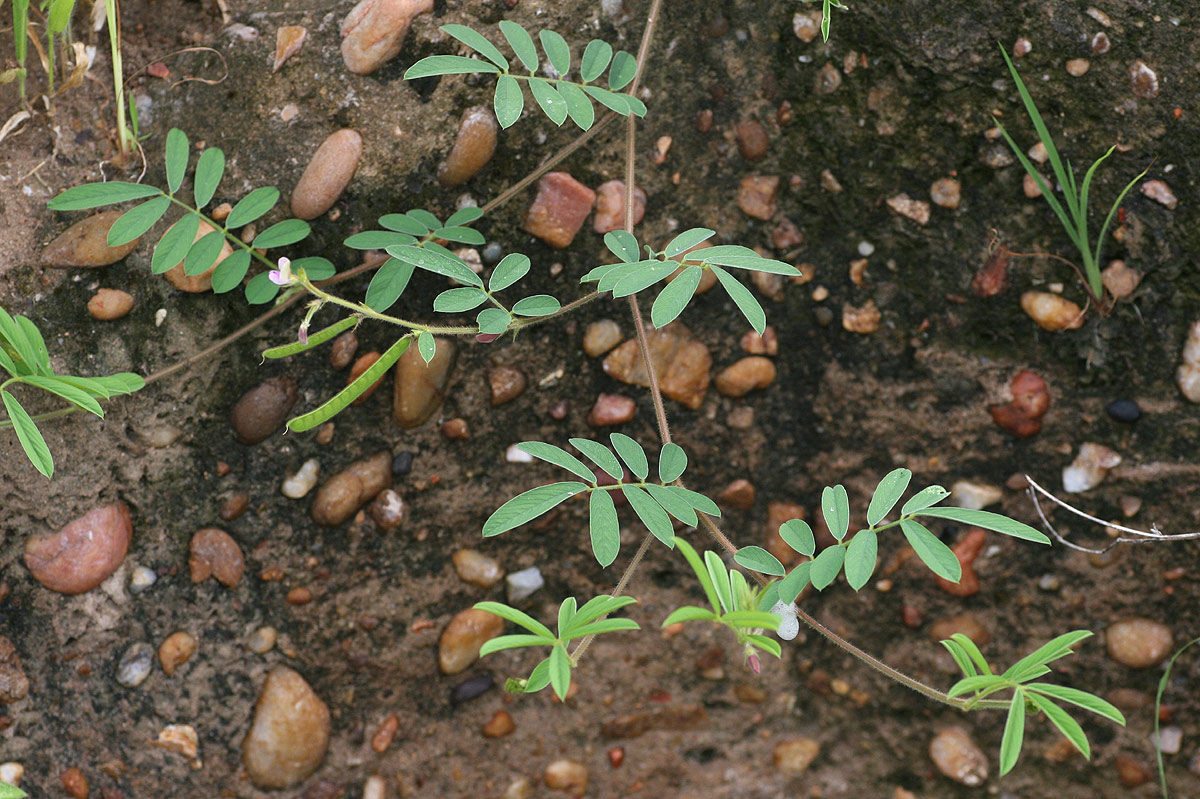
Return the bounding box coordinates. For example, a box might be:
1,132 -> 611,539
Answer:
736,175 -> 779,220
592,180 -> 647,234
522,172 -> 595,248
25,504 -> 132,594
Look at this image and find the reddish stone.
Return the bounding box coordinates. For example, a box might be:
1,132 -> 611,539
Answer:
522,172 -> 596,248
935,528 -> 985,597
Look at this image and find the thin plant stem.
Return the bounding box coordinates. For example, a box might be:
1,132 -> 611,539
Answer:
569,533 -> 653,662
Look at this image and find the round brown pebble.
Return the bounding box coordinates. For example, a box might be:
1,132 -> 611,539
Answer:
543,759 -> 588,797
773,738 -> 820,776
718,479 -> 756,510
189,529 -> 245,587
311,451 -> 392,526
583,320 -> 623,357
329,330 -> 359,370
159,631 -> 197,676
1115,755 -> 1149,786
286,587 -> 313,606
442,418 -> 470,440
371,714 -> 400,752
87,289 -> 134,320
243,666 -> 331,789
219,492 -> 250,521
453,549 -> 504,589
231,377 -> 299,445
482,709 -> 515,738
488,365 -> 527,406
736,119 -> 769,161
438,608 -> 504,675
740,327 -> 778,355
24,504 -> 132,594
587,393 -> 635,426
60,767 -> 88,799
292,129 -> 362,220
715,356 -> 776,397
1106,618 -> 1173,668
438,106 -> 498,187
368,489 -> 407,531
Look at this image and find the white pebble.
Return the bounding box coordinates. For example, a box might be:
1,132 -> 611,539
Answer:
950,480 -> 1002,510
246,626 -> 277,655
154,308 -> 167,327
363,774 -> 386,799
282,458 -> 320,499
505,444 -> 534,464
1062,443 -> 1121,493
1153,726 -> 1183,755
116,642 -> 154,688
129,565 -> 158,594
857,241 -> 875,256
506,567 -> 544,602
0,762 -> 24,787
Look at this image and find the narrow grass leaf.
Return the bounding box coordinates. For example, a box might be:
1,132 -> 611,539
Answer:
3,390 -> 52,477
365,259 -> 415,312
165,128 -> 188,193
710,265 -> 766,334
733,546 -> 785,577
658,442 -> 687,482
916,507 -> 1050,544
539,30 -> 570,75
901,484 -> 950,515
499,20 -> 538,70
557,81 -> 595,130
809,545 -> 845,590
518,441 -> 594,481
999,693 -> 1026,776
440,24 -> 508,69
866,468 -> 912,526
47,181 -> 161,211
252,218 -> 311,249
483,481 -> 589,536
589,488 -> 620,567
286,337 -> 410,432
779,519 -> 815,557
494,74 -> 524,129
580,39 -> 612,82
489,253 -> 530,291
608,50 -> 636,90
474,601 -> 554,638
622,484 -> 674,545
900,519 -> 961,582
609,432 -> 648,479
569,438 -> 622,479
777,561 -> 811,604
193,147 -> 224,208
262,316 -> 357,359
844,529 -> 877,590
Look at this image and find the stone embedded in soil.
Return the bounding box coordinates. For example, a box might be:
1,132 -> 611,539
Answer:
129,565 -> 157,593
452,549 -> 504,589
1101,260 -> 1141,299
291,129 -> 362,220
451,673 -> 494,704
600,704 -> 707,738
718,479 -> 756,510
950,481 -> 1001,510
592,180 -> 647,234
393,337 -> 456,428
583,319 -> 622,358
792,10 -> 820,41
438,106 -> 498,187
935,528 -> 985,597
0,763 -> 23,788
154,724 -> 200,764
886,193 -> 931,225
816,61 -> 842,94
715,356 -> 776,397
765,502 -> 805,566
60,767 -> 88,799
219,492 -> 249,521
87,288 -> 134,320
1129,59 -> 1158,98
442,418 -> 470,439
330,330 -> 359,370
929,177 -> 961,209
282,459 -> 320,499
737,175 -> 779,220
116,642 -> 154,688
243,666 -> 331,790
506,567 -> 544,602
158,631 -> 197,676
286,586 -> 313,605
752,269 -> 786,301
371,714 -> 399,752
438,608 -> 504,675
1106,618 -> 1173,668
189,528 -> 245,588
368,488 -> 407,531
587,393 -> 635,426
24,503 -> 132,594
311,451 -> 392,526
273,25 -> 307,71
231,377 -> 299,444
971,250 -> 1009,297
772,217 -> 803,249
1023,172 -> 1044,198
1178,320 -> 1200,403
989,369 -> 1050,438
929,727 -> 987,786
1140,179 -> 1177,209
1020,290 -> 1084,331
42,210 -> 141,267
488,365 -> 526,406
736,119 -> 769,161
340,0 -> 433,75
603,324 -> 711,409
0,637 -> 29,704
1106,399 -> 1140,423
1066,57 -> 1090,76
928,613 -> 990,646
773,738 -> 820,776
523,172 -> 595,248
1062,442 -> 1121,493
163,219 -> 234,292
247,626 -> 277,654
483,709 -> 515,737
842,300 -> 881,333
544,759 -> 588,797
1116,755 -> 1150,787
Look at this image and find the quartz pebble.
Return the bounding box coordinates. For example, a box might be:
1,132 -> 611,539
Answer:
592,180 -> 647,233
588,393 -> 636,426
1066,58 -> 1090,76
25,504 -> 132,594
1153,726 -> 1183,755
842,300 -> 881,333
1091,31 -> 1110,55
247,626 -> 277,654
368,488 -> 407,530
1129,59 -> 1158,98
792,11 -> 820,42
129,565 -> 157,593
583,320 -> 622,357
393,338 -> 455,427
189,528 -> 245,587
0,762 -> 23,787
544,759 -> 588,797
348,352 -> 385,405
273,25 -> 307,71
990,370 -> 1050,437
737,175 -> 779,220
489,365 -> 526,405
0,637 -> 29,704
154,724 -> 200,765
505,444 -> 533,463
312,451 -> 391,526
42,210 -> 141,267
1062,442 -> 1121,493
438,106 -> 498,187
87,288 -> 134,320
930,727 -> 987,785
506,567 -> 544,602
886,193 -> 931,225
116,642 -> 154,687
231,377 -> 299,444
950,481 -> 1001,510
292,129 -> 362,220
1140,179 -> 1177,209
1106,618 -> 1173,667
362,775 -> 386,799
522,172 -> 595,248
1021,291 -> 1084,331
603,324 -> 711,409
159,631 -> 197,676
163,219 -> 234,292
715,356 -> 776,397
773,738 -> 820,776
243,666 -> 331,789
438,608 -> 504,675
483,709 -> 515,737
736,119 -> 769,161
929,177 -> 961,209
1102,260 -> 1141,299
340,0 -> 433,74
453,549 -> 504,589
330,331 -> 358,370
282,459 -> 320,499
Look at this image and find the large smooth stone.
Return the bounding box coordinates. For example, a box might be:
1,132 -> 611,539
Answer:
291,129 -> 363,220
340,0 -> 434,75
230,377 -> 299,444
602,324 -> 711,409
438,107 -> 498,187
392,338 -> 455,428
438,608 -> 503,675
310,451 -> 392,526
24,504 -> 132,594
243,666 -> 330,789
42,210 -> 141,267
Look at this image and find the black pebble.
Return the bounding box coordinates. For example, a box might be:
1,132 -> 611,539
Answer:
392,451 -> 414,475
451,672 -> 494,704
1106,399 -> 1140,423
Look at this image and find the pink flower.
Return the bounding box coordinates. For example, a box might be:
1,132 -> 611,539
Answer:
268,257 -> 294,286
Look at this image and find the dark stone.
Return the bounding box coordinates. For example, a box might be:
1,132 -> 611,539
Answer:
392,451 -> 414,476
450,672 -> 494,704
1106,399 -> 1140,423
482,242 -> 503,264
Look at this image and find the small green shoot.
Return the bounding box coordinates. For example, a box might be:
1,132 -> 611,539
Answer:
1154,636 -> 1199,797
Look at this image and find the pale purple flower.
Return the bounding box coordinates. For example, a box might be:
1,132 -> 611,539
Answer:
268,256 -> 294,286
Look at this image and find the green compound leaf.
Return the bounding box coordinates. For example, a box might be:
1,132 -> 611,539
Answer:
1002,631 -> 1095,683
622,484 -> 674,545
433,287 -> 488,313
404,54 -> 501,79
511,295 -> 561,317
476,307 -> 512,335
263,316 -> 358,359
489,253 -> 531,292
609,432 -> 648,479
651,266 -> 702,328
580,39 -> 613,82
442,24 -> 509,70
529,78 -> 568,126
47,181 -> 161,211
777,561 -> 811,604
570,437 -> 622,479
900,519 -> 961,583
821,484 -> 850,541
165,128 -> 188,193
494,74 -> 524,129
867,468 -> 912,526
915,507 -> 1051,545
665,228 -> 716,258
710,265 -> 766,335
183,230 -> 226,276
417,330 -> 436,363
226,186 -> 280,228
107,195 -> 169,246
286,336 -> 410,432
211,250 -> 252,294
589,488 -> 620,567
2,390 -> 52,478
522,658 -> 552,693
733,546 -> 785,577
192,146 -> 225,208
557,82 -> 595,130
539,30 -> 570,76
517,441 -> 595,481
499,20 -> 539,71
483,481 -> 589,537
844,529 -> 878,590
150,212 -> 200,274
999,692 -> 1026,776
548,645 -> 571,701
612,260 -> 678,298
474,600 -> 555,638
901,484 -> 950,515
658,442 -> 687,483
779,518 -> 816,557
604,230 -> 640,263
365,259 -> 415,313
252,218 -> 311,249
387,244 -> 483,287
809,545 -> 845,590
608,50 -> 637,90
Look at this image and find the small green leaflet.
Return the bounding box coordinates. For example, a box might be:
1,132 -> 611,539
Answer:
643,484 -> 697,526
477,308 -> 512,335
107,195 -> 170,247
183,230 -> 226,276
777,562 -> 811,604
778,519 -> 815,557
558,82 -> 595,130
658,443 -> 687,482
252,219 -> 311,249
365,259 -> 415,312
733,546 -> 785,576
664,228 -> 716,258
516,441 -> 595,481
3,390 -> 53,477
604,230 -> 639,263
499,21 -> 539,71
494,74 -> 524,129
580,39 -> 613,82
489,253 -> 531,292
226,186 -> 280,228
511,295 -> 560,317
1000,693 -> 1026,776
388,244 -> 482,287
843,529 -> 877,590
483,482 -> 589,536
609,432 -> 648,479
417,331 -> 436,363
622,484 -> 675,545
212,250 -> 252,293
866,468 -> 911,526
150,213 -> 200,274
165,128 -> 188,193
916,507 -> 1050,544
711,265 -> 766,334
441,24 -> 509,70
433,287 -> 488,313
899,519 -> 961,582
404,54 -> 501,79
446,206 -> 483,227
0,781 -> 28,799
570,437 -> 622,479
539,30 -> 570,76
608,50 -> 637,90
379,213 -> 430,235
529,78 -> 568,126
821,484 -> 850,541
193,147 -> 225,208
651,267 -> 701,328
47,181 -> 161,211
900,484 -> 950,515
589,489 -> 620,567
809,545 -> 844,590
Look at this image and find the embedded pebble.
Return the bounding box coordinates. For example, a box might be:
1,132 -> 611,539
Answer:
935,528 -> 985,597
393,338 -> 456,427
1021,291 -> 1084,331
1065,58 -> 1090,76
438,107 -> 498,188
737,175 -> 779,220
1091,31 -> 1110,55
592,180 -> 646,234
971,250 -> 1009,297
886,193 -> 931,225
1140,179 -> 1177,209
773,738 -> 820,776
42,210 -> 141,267
25,503 -> 132,594
453,549 -> 504,589
282,459 -> 320,499
950,481 -> 1001,510
1129,59 -> 1158,98
584,320 -> 622,358
292,129 -> 361,220
752,270 -> 785,300
231,377 -> 299,444
1106,399 -> 1140,423
506,566 -> 544,602
87,288 -> 134,320
483,709 -> 515,737
772,218 -> 803,249
842,301 -> 881,333
544,759 -> 588,797
930,727 -> 987,785
243,666 -> 331,789
451,672 -> 494,704
792,11 -> 820,42
0,762 -> 23,787
129,565 -> 157,593
116,642 -> 154,688
371,715 -> 400,752
740,327 -> 778,355
340,0 -> 433,74
489,365 -> 526,406
816,62 -> 842,94
820,169 -> 843,192
983,145 -> 1015,168
1106,618 -> 1173,668
601,704 -> 707,738
603,324 -> 711,409
588,393 -> 636,426
522,172 -> 596,248
1178,320 -> 1200,402
929,613 -> 990,646
287,586 -> 313,605
154,724 -> 200,764
442,418 -> 470,439
736,119 -> 769,161
505,444 -> 533,463
0,637 -> 29,704
189,528 -> 245,587
715,356 -> 776,397
311,451 -> 391,526
990,369 -> 1050,437
1116,755 -> 1150,787
438,608 -> 504,675
929,177 -> 961,209
273,25 -> 307,71
1062,442 -> 1121,493
330,330 -> 359,370
61,767 -> 88,799
719,479 -> 756,510
362,775 -> 386,799
247,626 -> 277,654
765,501 -> 806,566
1153,726 -> 1183,755
1023,172 -> 1043,198
219,492 -> 249,521
158,631 -> 197,676
392,451 -> 414,475
163,219 -> 234,292
1101,260 -> 1141,299
368,488 -> 407,531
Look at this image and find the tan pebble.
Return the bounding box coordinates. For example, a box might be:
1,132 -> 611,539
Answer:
315,422 -> 335,445
848,258 -> 868,287
583,319 -> 622,358
0,636 -> 30,703
734,683 -> 767,703
930,727 -> 987,785
231,377 -> 299,444
24,504 -> 132,594
362,775 -> 386,799
163,219 -> 233,293
587,393 -> 635,426
887,193 -> 931,225
311,451 -> 391,526
281,104 -> 300,122
773,738 -> 820,776
438,608 -> 504,675
368,488 -> 407,531
153,724 -> 199,763
816,62 -> 842,94
820,169 -> 843,192
219,492 -> 249,521
842,300 -> 881,333
765,502 -> 805,567
930,177 -> 961,209
1066,57 -> 1090,76
438,106 -> 498,187
652,135 -> 672,164
87,288 -> 134,320
740,327 -> 778,355
1027,141 -> 1048,163
792,11 -> 820,42
1106,618 -> 1173,667
341,0 -> 433,75
929,613 -> 990,646
715,356 -> 776,397
752,269 -> 786,301
291,129 -> 362,220
329,330 -> 359,370
1140,179 -> 1177,209
592,180 -> 647,234
737,175 -> 779,220
441,418 -> 470,439
1023,172 -> 1043,198
522,172 -> 596,248
1013,37 -> 1032,57
0,763 -> 23,787
453,549 -> 504,589
772,217 -> 803,249
247,626 -> 277,654
488,365 -> 526,406
347,351 -> 384,405
603,323 -> 711,409
286,586 -> 313,605
189,528 -> 245,587
243,666 -> 330,789
273,25 -> 307,72
159,631 -> 197,676
1101,260 -> 1140,299
42,210 -> 140,267
371,714 -> 399,752
543,759 -> 588,797
719,479 -> 756,510
736,119 -> 769,161
935,528 -> 985,597
1116,755 -> 1150,786
695,109 -> 714,132
482,709 -> 515,737
1020,291 -> 1084,331
60,766 -> 88,799
393,338 -> 456,427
